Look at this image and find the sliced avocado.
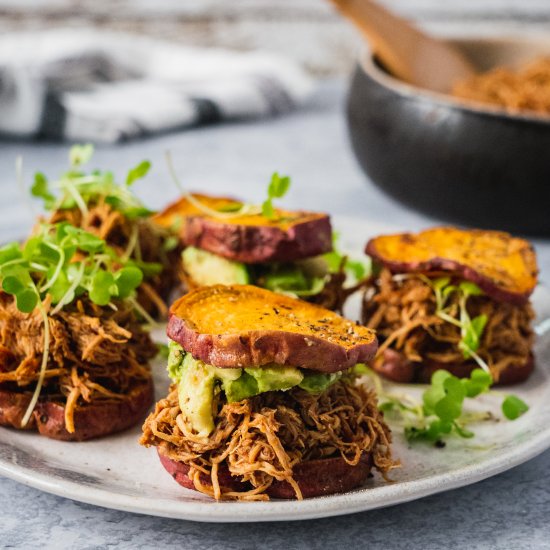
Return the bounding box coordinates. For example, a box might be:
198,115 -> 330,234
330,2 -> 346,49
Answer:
223,371 -> 259,403
260,263 -> 327,297
174,351 -> 338,435
178,354 -> 217,437
245,365 -> 304,393
167,340 -> 185,382
296,256 -> 330,278
177,353 -> 242,436
213,365 -> 242,382
182,247 -> 249,286
299,371 -> 341,393
222,365 -> 304,402
262,267 -> 309,292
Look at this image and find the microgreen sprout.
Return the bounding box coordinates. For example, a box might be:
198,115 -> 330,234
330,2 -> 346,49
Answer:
260,232 -> 370,298
361,366 -> 528,445
261,172 -> 291,219
126,160 -> 152,187
165,151 -> 258,219
0,222 -> 160,427
261,267 -> 326,298
502,394 -> 529,420
30,144 -> 154,220
156,342 -> 170,359
323,232 -> 371,282
165,151 -> 292,221
423,276 -> 490,373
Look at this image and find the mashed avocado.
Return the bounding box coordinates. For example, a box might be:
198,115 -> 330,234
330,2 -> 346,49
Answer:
167,343 -> 344,436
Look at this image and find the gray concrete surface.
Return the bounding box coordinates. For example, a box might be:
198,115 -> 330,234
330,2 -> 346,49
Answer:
1,80 -> 549,550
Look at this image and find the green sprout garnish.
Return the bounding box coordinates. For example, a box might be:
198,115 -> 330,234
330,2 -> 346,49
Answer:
365,366 -> 528,445
166,151 -> 293,221
126,160 -> 152,187
406,369 -> 493,442
156,342 -> 170,360
0,222 -> 155,314
0,222 -> 160,427
323,232 -> 371,282
261,172 -> 291,219
502,394 -> 530,420
260,232 -> 370,298
261,267 -> 326,297
69,143 -> 94,166
30,144 -> 153,220
423,276 -> 490,372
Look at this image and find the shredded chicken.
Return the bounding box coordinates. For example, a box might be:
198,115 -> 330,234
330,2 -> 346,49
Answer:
141,378 -> 396,501
0,292 -> 156,431
49,199 -> 183,319
309,269 -> 355,313
362,268 -> 534,381
309,256 -> 369,313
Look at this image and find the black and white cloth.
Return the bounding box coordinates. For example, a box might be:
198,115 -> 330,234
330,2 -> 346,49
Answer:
0,29 -> 313,143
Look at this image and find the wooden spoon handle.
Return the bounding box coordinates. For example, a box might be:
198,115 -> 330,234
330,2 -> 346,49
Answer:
329,0 -> 476,92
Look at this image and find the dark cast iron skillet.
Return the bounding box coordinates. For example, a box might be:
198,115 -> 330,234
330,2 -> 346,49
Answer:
347,37 -> 550,236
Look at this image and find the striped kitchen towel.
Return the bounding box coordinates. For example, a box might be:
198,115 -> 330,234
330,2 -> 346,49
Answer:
0,29 -> 313,143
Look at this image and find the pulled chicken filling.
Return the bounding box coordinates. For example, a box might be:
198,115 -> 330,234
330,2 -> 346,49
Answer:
0,293 -> 156,432
141,378 -> 395,501
362,268 -> 534,381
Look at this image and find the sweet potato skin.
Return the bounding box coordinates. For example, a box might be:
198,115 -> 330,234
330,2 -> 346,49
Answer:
158,450 -> 243,493
0,390 -> 35,431
267,454 -> 373,499
373,349 -> 534,385
158,449 -> 373,499
373,349 -> 415,384
167,285 -> 378,373
366,227 -> 538,305
0,378 -> 154,441
183,212 -> 332,263
416,354 -> 535,386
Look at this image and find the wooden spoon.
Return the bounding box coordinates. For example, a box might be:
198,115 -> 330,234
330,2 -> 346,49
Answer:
329,0 -> 477,93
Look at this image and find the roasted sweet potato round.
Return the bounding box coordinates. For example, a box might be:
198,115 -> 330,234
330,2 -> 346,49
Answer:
366,227 -> 538,305
183,211 -> 332,264
158,450 -> 243,493
154,194 -> 333,263
158,450 -> 373,499
267,454 -> 373,499
0,378 -> 154,441
373,349 -> 416,384
167,285 -> 378,373
373,349 -> 534,386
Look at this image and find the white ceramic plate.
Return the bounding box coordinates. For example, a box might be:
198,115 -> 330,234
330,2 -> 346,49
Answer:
1,216 -> 550,523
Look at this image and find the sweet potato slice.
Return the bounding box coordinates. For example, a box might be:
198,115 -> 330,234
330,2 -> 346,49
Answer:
167,285 -> 377,372
366,227 -> 538,305
266,453 -> 373,499
416,353 -> 535,386
373,349 -> 534,386
154,194 -> 333,263
158,450 -> 243,493
0,378 -> 154,441
158,449 -> 373,499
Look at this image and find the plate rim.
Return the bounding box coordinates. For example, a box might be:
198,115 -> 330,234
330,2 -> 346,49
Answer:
1,424 -> 550,523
